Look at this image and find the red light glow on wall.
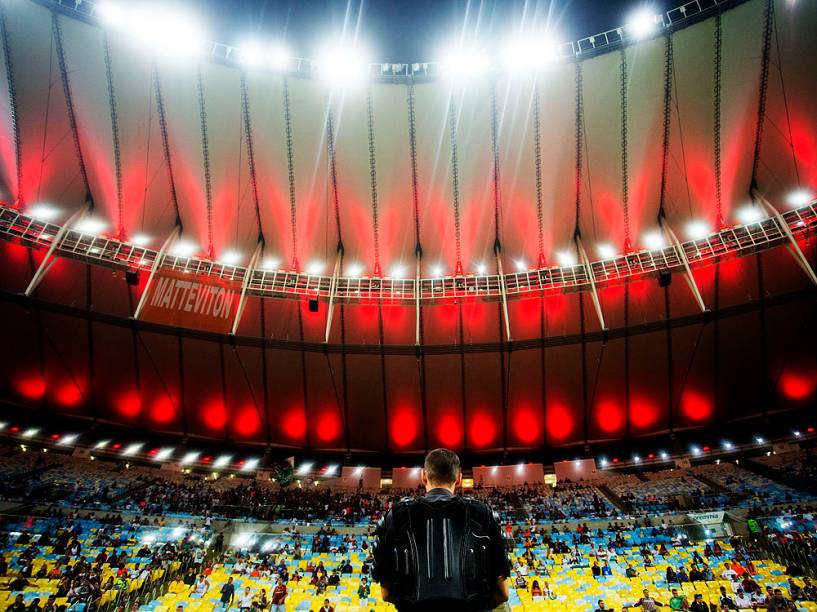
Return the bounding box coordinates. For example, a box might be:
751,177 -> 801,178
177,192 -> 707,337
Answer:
202,399 -> 227,430
150,396 -> 176,424
390,408 -> 418,448
630,396 -> 659,429
597,399 -> 624,433
234,406 -> 261,436
780,370 -> 817,401
547,402 -> 574,440
512,406 -> 541,445
436,413 -> 463,448
469,412 -> 497,448
316,411 -> 341,443
681,390 -> 713,421
282,408 -> 307,439
15,374 -> 45,401
115,392 -> 141,418
55,381 -> 83,407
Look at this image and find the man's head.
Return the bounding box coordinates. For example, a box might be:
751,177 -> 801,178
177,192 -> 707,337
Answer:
671,589 -> 678,596
597,600 -> 606,609
694,594 -> 703,603
421,448 -> 462,492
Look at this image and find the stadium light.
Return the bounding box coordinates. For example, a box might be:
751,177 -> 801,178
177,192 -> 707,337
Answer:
439,45 -> 491,79
122,442 -> 143,456
516,463 -> 524,474
315,44 -> 369,84
685,219 -> 711,240
786,188 -> 813,207
325,464 -> 338,476
94,440 -> 110,449
213,455 -> 232,469
352,466 -> 364,476
241,457 -> 260,472
412,467 -> 421,477
793,430 -> 802,437
181,451 -> 200,465
27,204 -> 60,222
21,428 -> 40,438
97,2 -> 127,28
599,458 -> 608,467
643,230 -> 666,250
170,240 -> 197,257
633,455 -> 641,463
755,436 -> 766,444
431,264 -> 444,277
219,250 -> 242,266
690,445 -> 702,456
736,205 -> 764,224
128,7 -> 207,59
556,250 -> 576,266
502,35 -> 560,71
154,447 -> 174,461
723,441 -> 734,450
57,433 -> 79,446
659,451 -> 669,460
389,263 -> 407,277
345,262 -> 363,277
306,261 -> 325,275
596,243 -> 617,260
297,462 -> 313,475
131,233 -> 151,247
514,259 -> 528,271
238,41 -> 266,66
476,262 -> 487,275
74,216 -> 108,235
269,45 -> 291,71
0,422 -> 6,431
261,257 -> 280,271
625,8 -> 662,39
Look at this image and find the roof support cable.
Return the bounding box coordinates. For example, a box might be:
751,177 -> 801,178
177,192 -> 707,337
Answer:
151,65 -> 182,229
750,0 -> 774,196
52,12 -> 93,210
231,240 -> 263,336
407,82 -> 423,346
658,32 -> 674,220
0,2 -> 22,207
532,81 -> 545,266
771,8 -> 800,186
489,80 -> 511,341
103,34 -> 124,239
196,66 -> 214,259
133,225 -> 181,319
448,96 -> 463,275
240,71 -> 265,246
573,62 -> 584,236
659,218 -> 708,312
325,107 -> 343,255
282,77 -> 298,270
619,49 -> 631,252
713,10 -> 724,229
366,86 -> 381,276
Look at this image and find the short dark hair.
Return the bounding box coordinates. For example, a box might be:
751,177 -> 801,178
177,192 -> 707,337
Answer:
423,448 -> 460,485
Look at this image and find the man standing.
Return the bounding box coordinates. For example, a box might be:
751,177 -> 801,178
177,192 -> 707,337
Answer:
271,578 -> 287,612
373,448 -> 511,611
220,576 -> 235,609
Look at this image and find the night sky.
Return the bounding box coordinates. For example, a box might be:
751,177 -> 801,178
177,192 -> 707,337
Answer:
170,0 -> 675,63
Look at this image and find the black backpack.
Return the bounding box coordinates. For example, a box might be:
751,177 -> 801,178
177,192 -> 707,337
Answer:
386,496 -> 495,611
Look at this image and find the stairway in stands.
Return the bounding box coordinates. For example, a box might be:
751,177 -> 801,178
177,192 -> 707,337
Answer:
693,472 -> 731,495
596,483 -> 629,514
742,456 -> 817,496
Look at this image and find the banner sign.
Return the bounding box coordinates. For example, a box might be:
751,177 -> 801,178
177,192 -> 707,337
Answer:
140,269 -> 240,334
688,511 -> 725,525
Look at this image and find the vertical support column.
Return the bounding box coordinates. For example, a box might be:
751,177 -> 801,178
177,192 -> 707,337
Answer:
495,252 -> 512,342
754,189 -> 817,285
575,234 -> 606,330
231,240 -> 263,335
133,225 -> 181,319
324,249 -> 343,344
660,218 -> 708,312
24,203 -> 90,296
414,253 -> 421,346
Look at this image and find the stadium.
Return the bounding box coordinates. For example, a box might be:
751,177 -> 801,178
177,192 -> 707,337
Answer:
0,0 -> 815,609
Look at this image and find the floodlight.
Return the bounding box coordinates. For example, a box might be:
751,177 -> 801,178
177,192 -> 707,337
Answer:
345,262 -> 363,277
315,44 -> 369,84
626,8 -> 661,39
786,188 -> 813,207
131,233 -> 151,247
307,261 -> 325,275
97,2 -> 127,28
213,455 -> 232,469
556,251 -> 576,266
28,204 -> 60,222
219,250 -> 242,266
122,442 -> 143,456
643,230 -> 666,250
261,257 -> 280,270
170,240 -> 197,257
297,462 -> 313,475
439,45 -> 491,78
241,457 -> 260,472
514,259 -> 528,271
736,205 -> 764,224
154,448 -> 174,461
388,263 -> 407,277
685,219 -> 711,240
57,433 -> 79,446
21,428 -> 40,438
596,243 -> 617,259
74,216 -> 108,235
181,451 -> 200,465
476,262 -> 487,275
502,35 -> 560,71
431,264 -> 443,277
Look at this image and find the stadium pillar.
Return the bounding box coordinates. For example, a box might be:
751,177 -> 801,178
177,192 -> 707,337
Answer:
24,201 -> 90,297
659,218 -> 707,312
753,188 -> 817,286
133,225 -> 181,320
575,234 -> 606,330
495,251 -> 512,342
414,253 -> 421,346
230,240 -> 263,335
323,249 -> 342,343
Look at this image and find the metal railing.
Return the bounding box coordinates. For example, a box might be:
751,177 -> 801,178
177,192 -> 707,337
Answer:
2,200 -> 815,306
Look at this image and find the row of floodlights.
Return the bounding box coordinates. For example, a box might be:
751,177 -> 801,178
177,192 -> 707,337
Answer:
597,429 -> 813,467
21,189 -> 814,278
94,2 -> 671,79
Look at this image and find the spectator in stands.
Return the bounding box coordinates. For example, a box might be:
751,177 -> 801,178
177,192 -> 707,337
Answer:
358,577 -> 371,599
7,595 -> 26,612
255,588 -> 268,609
677,566 -> 689,583
802,577 -> 817,601
733,589 -> 752,609
594,599 -> 611,611
237,585 -> 254,610
689,594 -> 709,612
701,565 -> 714,581
633,589 -> 664,610
270,577 -> 287,612
718,586 -> 737,610
668,588 -> 687,610
766,588 -> 796,611
666,566 -> 678,583
530,580 -> 543,597
626,564 -> 638,578
318,598 -> 335,612
41,595 -> 57,612
220,576 -> 236,607
689,565 -> 704,582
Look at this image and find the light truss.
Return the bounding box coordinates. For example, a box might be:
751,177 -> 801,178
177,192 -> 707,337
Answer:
2,200 -> 816,307
46,0 -> 743,82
